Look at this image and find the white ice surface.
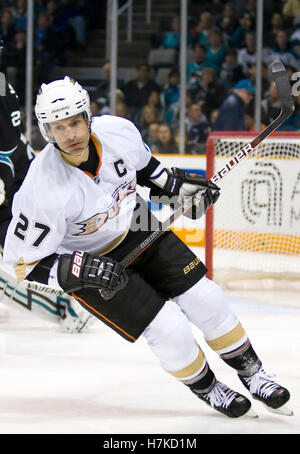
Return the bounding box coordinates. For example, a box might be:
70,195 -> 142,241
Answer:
0,290 -> 299,435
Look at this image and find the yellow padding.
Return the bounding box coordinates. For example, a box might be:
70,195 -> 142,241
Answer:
206,322 -> 246,351
214,229 -> 300,255
166,348 -> 205,379
171,227 -> 300,254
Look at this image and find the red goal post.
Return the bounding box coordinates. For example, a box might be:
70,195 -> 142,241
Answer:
205,131 -> 300,288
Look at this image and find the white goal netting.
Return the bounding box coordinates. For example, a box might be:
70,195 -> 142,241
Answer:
206,132 -> 300,290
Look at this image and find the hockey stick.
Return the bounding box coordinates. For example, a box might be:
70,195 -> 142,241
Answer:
120,60 -> 295,268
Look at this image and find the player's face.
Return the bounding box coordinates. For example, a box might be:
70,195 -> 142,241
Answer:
49,113 -> 90,164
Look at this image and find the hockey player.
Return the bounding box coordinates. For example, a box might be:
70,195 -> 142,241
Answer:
3,76 -> 292,418
0,82 -> 35,243
0,42 -> 92,332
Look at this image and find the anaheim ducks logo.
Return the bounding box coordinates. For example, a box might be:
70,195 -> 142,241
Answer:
74,177 -> 136,236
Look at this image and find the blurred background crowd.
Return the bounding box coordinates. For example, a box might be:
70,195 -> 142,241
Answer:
1,0 -> 300,153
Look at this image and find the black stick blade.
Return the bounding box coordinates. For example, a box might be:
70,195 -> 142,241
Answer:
271,60 -> 295,115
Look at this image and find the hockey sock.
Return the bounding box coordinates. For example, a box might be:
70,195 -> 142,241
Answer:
219,338 -> 262,377
164,346 -> 215,394
205,322 -> 262,377
183,360 -> 216,394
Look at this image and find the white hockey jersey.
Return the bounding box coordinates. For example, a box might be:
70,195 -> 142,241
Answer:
3,115 -> 152,273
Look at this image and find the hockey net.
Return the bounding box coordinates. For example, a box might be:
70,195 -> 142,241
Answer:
205,132 -> 300,291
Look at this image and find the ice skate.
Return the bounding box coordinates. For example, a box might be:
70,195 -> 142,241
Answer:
239,367 -> 293,416
192,378 -> 257,418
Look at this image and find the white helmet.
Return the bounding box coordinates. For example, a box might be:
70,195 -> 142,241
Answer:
35,76 -> 91,143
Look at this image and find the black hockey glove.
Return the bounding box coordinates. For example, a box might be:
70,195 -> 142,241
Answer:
57,251 -> 128,299
190,184 -> 220,219
150,167 -> 220,219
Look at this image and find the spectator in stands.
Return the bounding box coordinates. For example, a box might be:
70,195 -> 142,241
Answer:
160,68 -> 180,127
173,128 -> 187,153
1,30 -> 26,103
282,0 -> 300,20
218,3 -> 239,44
213,79 -> 255,131
161,15 -> 180,50
187,43 -> 219,88
134,90 -> 162,127
123,63 -> 160,117
12,0 -> 27,31
190,11 -> 215,45
264,12 -> 285,48
97,88 -> 126,116
115,101 -> 130,120
231,11 -> 255,49
261,80 -> 282,126
91,62 -> 116,111
186,103 -> 210,154
143,122 -> 160,149
209,108 -> 219,131
34,0 -> 47,21
147,90 -> 164,121
219,48 -> 245,89
237,31 -> 257,76
30,122 -> 48,150
90,100 -> 100,116
152,124 -> 179,154
163,93 -> 193,131
286,63 -> 298,81
279,93 -> 300,130
161,68 -> 179,110
244,105 -> 266,131
65,0 -> 87,49
0,9 -> 16,44
135,104 -> 161,140
161,15 -> 192,50
290,17 -> 300,49
46,1 -> 60,20
164,102 -> 179,130
45,0 -> 71,65
243,0 -> 257,20
204,27 -> 228,71
188,67 -> 227,118
34,12 -> 56,83
248,62 -> 269,98
264,29 -> 300,69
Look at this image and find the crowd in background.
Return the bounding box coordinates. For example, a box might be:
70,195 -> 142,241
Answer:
1,0 -> 300,154
0,0 -> 100,103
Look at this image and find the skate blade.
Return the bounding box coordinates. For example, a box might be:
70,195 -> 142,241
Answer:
242,408 -> 259,419
264,403 -> 294,416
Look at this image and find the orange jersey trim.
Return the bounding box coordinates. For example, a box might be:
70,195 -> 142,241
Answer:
71,293 -> 137,342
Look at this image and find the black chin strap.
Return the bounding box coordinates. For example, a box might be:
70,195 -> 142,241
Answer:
54,142 -> 71,154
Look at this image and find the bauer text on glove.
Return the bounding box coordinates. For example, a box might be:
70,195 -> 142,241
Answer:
57,251 -> 128,294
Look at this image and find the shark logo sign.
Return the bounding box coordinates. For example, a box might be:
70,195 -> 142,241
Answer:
241,162 -> 283,226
